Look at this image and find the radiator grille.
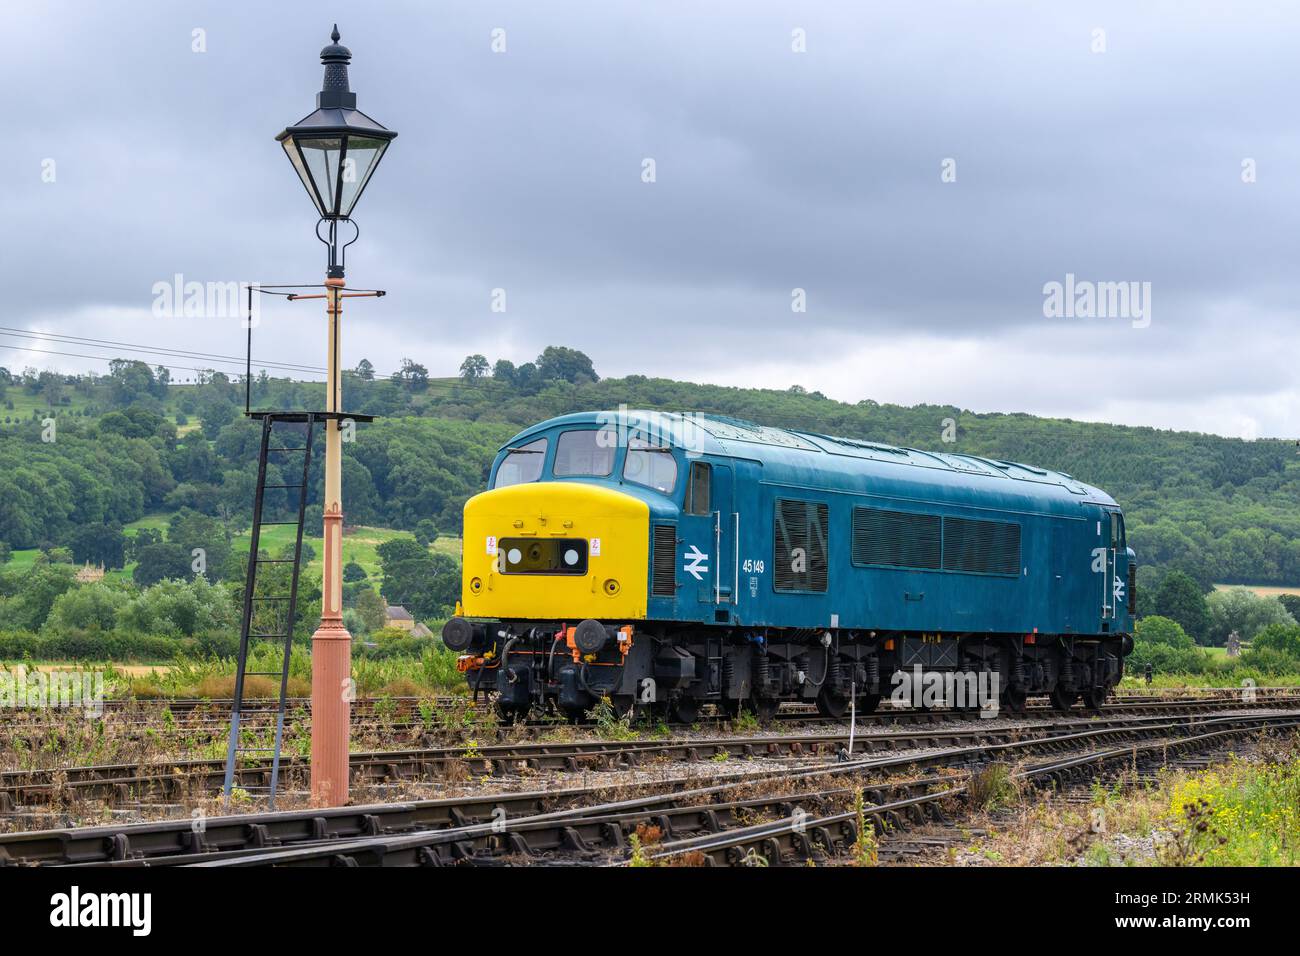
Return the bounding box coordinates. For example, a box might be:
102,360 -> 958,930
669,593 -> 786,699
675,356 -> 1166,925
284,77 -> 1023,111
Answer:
851,507 -> 942,570
651,524 -> 677,596
941,516 -> 1021,576
774,499 -> 829,592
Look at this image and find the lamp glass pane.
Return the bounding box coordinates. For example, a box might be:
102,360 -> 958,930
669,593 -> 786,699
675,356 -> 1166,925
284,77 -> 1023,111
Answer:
281,139 -> 325,217
297,137 -> 344,216
338,137 -> 390,218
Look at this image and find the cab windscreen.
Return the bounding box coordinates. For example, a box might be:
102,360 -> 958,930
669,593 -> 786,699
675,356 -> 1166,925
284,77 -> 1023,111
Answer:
498,538 -> 588,575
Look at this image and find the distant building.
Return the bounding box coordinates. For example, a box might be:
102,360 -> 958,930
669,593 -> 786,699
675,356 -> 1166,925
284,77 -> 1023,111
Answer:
384,605 -> 415,631
75,562 -> 105,583
409,622 -> 433,639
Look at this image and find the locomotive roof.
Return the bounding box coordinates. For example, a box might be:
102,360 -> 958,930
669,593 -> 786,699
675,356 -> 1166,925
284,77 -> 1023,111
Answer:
504,410 -> 1118,511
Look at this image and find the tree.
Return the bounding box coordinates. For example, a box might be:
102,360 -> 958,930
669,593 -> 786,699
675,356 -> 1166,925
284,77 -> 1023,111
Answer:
1134,615 -> 1196,649
118,577 -> 238,637
354,359 -> 375,381
381,552 -> 459,620
375,534 -> 456,619
343,561 -> 368,583
43,583 -> 128,633
1276,594 -> 1300,622
354,586 -> 388,633
0,563 -> 77,630
198,394 -> 238,440
99,406 -> 171,441
535,346 -> 597,384
133,543 -> 194,587
375,535 -> 428,568
1252,623 -> 1300,660
107,359 -> 157,406
414,519 -> 439,548
1129,615 -> 1208,675
166,508 -> 232,579
513,361 -> 539,392
127,528 -> 163,562
1205,588 -> 1296,646
459,354 -> 489,382
492,359 -> 517,385
394,358 -> 429,391
1152,571 -> 1210,643
67,523 -> 127,570
0,541 -> 10,565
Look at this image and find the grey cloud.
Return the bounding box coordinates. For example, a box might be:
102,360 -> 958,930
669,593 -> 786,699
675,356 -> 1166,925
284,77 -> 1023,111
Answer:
2,1 -> 1297,435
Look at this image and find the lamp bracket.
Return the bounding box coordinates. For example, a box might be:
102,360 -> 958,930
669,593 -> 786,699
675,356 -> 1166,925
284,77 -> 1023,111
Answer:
316,217 -> 360,279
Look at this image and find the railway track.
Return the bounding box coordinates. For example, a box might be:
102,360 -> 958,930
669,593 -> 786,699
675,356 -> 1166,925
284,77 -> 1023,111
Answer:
3,708 -> 1296,866
32,684 -> 1300,723
12,687 -> 1295,741
4,696 -> 1297,813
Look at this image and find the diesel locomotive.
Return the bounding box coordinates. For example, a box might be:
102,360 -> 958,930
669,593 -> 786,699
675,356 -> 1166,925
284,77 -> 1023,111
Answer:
442,410 -> 1135,721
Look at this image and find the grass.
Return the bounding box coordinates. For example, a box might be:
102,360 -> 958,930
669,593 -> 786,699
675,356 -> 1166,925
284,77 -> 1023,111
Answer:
227,524 -> 461,582
1120,671 -> 1300,689
947,735 -> 1300,866
0,391 -> 94,424
111,643 -> 467,700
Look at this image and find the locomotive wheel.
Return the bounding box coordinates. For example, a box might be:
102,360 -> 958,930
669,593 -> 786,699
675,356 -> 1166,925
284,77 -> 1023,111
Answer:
717,698 -> 743,720
1002,686 -> 1028,714
1050,687 -> 1077,711
560,705 -> 588,724
493,700 -> 529,723
1083,687 -> 1108,711
855,693 -> 881,715
816,689 -> 850,719
668,695 -> 700,724
751,696 -> 780,723
610,694 -> 637,718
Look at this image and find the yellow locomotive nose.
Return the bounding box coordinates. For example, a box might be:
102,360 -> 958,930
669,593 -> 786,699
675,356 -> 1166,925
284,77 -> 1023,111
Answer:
460,482 -> 650,621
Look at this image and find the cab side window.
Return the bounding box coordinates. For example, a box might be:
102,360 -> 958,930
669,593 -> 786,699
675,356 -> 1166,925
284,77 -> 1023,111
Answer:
685,462 -> 711,515
493,438 -> 547,488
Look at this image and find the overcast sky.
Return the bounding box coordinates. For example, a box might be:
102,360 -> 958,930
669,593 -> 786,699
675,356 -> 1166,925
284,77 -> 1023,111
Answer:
4,1 -> 1299,439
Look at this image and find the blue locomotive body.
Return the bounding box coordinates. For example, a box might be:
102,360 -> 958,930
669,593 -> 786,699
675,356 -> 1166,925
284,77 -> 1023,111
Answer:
447,410 -> 1134,720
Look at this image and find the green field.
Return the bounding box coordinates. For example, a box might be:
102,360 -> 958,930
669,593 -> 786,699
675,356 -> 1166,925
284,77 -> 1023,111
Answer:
0,392 -> 93,424
8,516 -> 460,585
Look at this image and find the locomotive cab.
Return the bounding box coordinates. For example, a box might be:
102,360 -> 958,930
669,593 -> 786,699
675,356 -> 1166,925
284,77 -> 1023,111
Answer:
445,415 -> 692,718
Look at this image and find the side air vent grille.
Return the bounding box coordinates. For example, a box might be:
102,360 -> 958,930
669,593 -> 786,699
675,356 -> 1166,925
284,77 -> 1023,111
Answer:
852,507 -> 942,570
1127,562 -> 1137,614
941,516 -> 1021,576
774,499 -> 829,592
652,524 -> 677,596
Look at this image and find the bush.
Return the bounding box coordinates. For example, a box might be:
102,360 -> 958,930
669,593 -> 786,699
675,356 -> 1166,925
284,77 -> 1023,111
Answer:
1129,642 -> 1210,675
0,628 -> 183,661
1251,623 -> 1300,660
1135,615 -> 1196,648
1206,588 -> 1296,645
42,583 -> 129,633
1237,646 -> 1300,677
